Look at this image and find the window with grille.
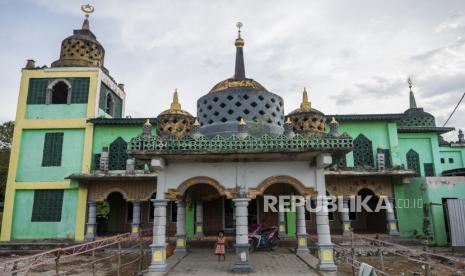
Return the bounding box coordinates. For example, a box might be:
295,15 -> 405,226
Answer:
42,132 -> 64,167
353,134 -> 374,167
99,83 -> 123,118
424,163 -> 435,177
109,137 -> 128,170
440,158 -> 445,164
27,78 -> 89,104
406,149 -> 420,176
31,189 -> 64,222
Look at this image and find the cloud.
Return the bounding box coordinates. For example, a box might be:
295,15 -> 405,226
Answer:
0,0 -> 464,138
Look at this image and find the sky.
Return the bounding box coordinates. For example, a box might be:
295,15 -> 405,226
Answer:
1,0 -> 464,141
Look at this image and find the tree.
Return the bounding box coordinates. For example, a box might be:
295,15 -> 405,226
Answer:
0,121 -> 14,201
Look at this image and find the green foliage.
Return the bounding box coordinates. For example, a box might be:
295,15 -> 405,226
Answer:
97,201 -> 110,218
0,121 -> 14,200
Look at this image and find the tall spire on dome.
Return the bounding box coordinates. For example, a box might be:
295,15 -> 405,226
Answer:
234,22 -> 246,79
80,4 -> 94,30
408,77 -> 417,109
300,87 -> 312,111
170,89 -> 182,110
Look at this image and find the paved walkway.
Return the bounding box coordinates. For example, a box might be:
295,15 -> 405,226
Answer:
167,248 -> 320,275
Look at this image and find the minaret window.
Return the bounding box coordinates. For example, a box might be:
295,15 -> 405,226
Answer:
406,149 -> 421,176
46,79 -> 72,105
353,134 -> 374,167
105,92 -> 115,116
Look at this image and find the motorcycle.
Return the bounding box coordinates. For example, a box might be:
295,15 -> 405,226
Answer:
248,225 -> 280,252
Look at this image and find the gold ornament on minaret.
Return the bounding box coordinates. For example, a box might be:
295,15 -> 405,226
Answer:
235,22 -> 244,47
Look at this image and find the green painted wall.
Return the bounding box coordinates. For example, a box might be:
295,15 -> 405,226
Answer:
16,129 -> 85,182
186,204 -> 195,238
398,133 -> 441,176
92,125 -> 155,155
439,148 -> 464,173
424,179 -> 465,246
286,211 -> 296,237
338,121 -> 396,167
12,189 -> 78,239
394,179 -> 425,239
25,104 -> 87,119
395,177 -> 465,246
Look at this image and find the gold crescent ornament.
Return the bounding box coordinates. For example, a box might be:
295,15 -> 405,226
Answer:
81,4 -> 95,17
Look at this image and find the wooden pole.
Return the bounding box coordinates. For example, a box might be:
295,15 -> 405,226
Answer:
376,234 -> 385,271
117,242 -> 122,276
423,239 -> 431,276
351,232 -> 356,276
92,247 -> 96,276
138,236 -> 143,272
55,251 -> 61,275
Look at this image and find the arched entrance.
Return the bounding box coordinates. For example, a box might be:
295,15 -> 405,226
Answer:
97,191 -> 130,235
353,188 -> 386,233
183,183 -> 223,237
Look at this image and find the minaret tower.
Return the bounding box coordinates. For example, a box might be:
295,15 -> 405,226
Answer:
0,5 -> 125,242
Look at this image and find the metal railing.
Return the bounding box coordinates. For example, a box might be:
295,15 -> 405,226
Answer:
0,228 -> 153,276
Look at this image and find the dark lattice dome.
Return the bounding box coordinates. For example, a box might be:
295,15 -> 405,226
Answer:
286,88 -> 326,138
197,27 -> 284,137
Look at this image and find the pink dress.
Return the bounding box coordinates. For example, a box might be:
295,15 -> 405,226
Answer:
214,236 -> 225,256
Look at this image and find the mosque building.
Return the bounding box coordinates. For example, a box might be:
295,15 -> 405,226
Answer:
1,6 -> 465,272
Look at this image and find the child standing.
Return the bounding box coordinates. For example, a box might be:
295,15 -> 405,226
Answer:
214,231 -> 226,261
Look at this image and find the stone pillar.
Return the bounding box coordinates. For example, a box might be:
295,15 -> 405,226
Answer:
278,210 -> 287,237
232,198 -> 252,272
341,197 -> 352,237
149,199 -> 168,272
174,201 -> 187,253
315,154 -> 337,271
385,197 -> 399,236
194,201 -> 205,238
296,204 -> 309,253
131,201 -> 141,236
85,201 -> 97,240
316,196 -> 337,271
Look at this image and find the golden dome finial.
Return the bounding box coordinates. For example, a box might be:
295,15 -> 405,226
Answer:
300,87 -> 311,111
286,117 -> 292,124
239,117 -> 246,125
170,88 -> 181,110
193,118 -> 200,126
144,118 -> 152,126
330,117 -> 338,124
80,4 -> 94,30
235,22 -> 244,47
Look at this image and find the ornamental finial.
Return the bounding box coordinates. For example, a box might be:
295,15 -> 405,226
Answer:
330,117 -> 338,124
235,22 -> 244,48
80,4 -> 94,30
170,89 -> 181,110
239,117 -> 246,125
407,77 -> 417,109
144,118 -> 151,126
193,118 -> 200,126
300,87 -> 311,110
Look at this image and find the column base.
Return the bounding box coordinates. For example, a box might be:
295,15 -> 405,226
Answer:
149,243 -> 167,272
342,221 -> 352,238
131,224 -> 140,237
387,220 -> 400,236
279,223 -> 287,237
194,224 -> 205,238
317,244 -> 337,271
296,233 -> 309,253
85,223 -> 96,240
232,243 -> 252,273
174,235 -> 187,253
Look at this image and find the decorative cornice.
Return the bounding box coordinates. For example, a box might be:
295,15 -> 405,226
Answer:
88,117 -> 157,126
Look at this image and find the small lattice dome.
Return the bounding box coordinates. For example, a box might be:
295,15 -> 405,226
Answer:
51,18 -> 105,69
398,108 -> 436,127
157,90 -> 194,138
286,88 -> 326,137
